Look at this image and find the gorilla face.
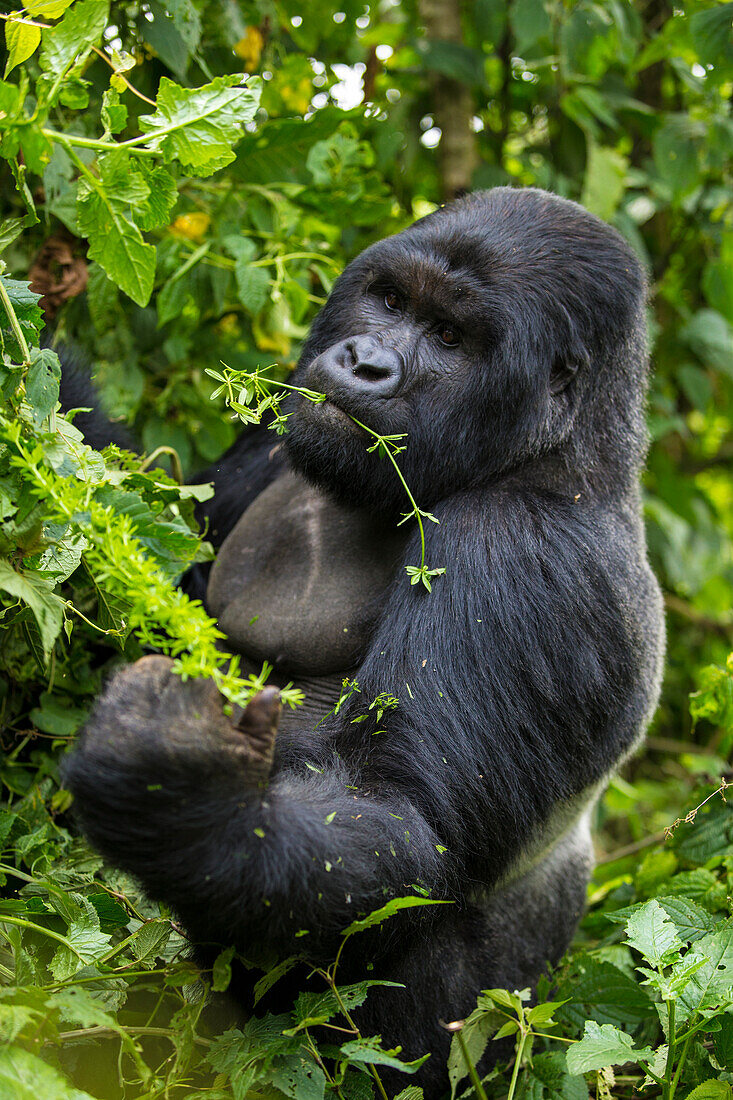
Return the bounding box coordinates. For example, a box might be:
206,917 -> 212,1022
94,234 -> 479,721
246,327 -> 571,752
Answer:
285,187 -> 645,515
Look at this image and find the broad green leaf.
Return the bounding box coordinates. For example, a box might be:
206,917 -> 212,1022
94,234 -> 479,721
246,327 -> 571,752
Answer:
340,1037 -> 429,1073
341,895 -> 451,936
138,75 -> 260,176
212,945 -> 235,992
581,143 -> 627,221
624,899 -> 682,967
25,0 -> 75,16
677,920 -> 733,1021
683,1083 -> 732,1100
0,558 -> 65,661
76,187 -> 156,306
0,1045 -> 96,1099
447,1003 -> 503,1098
39,0 -> 109,81
26,347 -> 61,426
524,1051 -> 589,1100
129,919 -> 172,965
394,1089 -> 424,1100
253,956 -> 299,1005
690,5 -> 733,66
713,1015 -> 733,1072
4,18 -> 41,78
680,310 -> 733,377
565,1021 -> 654,1074
234,264 -> 270,315
554,956 -> 654,1030
511,0 -> 551,52
609,897 -> 717,944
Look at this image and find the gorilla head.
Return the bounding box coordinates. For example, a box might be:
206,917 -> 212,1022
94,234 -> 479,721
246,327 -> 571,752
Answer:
284,187 -> 647,515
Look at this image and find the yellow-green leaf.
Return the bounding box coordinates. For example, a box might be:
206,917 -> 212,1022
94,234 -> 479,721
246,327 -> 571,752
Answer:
4,17 -> 41,77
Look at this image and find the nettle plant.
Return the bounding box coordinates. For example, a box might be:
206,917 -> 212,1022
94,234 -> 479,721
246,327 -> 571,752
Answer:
207,364 -> 447,591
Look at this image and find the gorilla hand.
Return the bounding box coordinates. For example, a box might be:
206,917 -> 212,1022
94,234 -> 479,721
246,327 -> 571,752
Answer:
62,656 -> 284,891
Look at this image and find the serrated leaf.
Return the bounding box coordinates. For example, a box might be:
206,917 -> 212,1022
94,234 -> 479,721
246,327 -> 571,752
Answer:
234,263 -> 270,315
625,899 -> 682,967
683,1082 -> 732,1100
677,920 -> 733,1021
565,1021 -> 654,1075
0,1045 -> 97,1099
0,559 -> 64,661
130,919 -> 171,965
138,75 -> 260,176
340,1037 -> 429,1073
39,0 -> 109,81
26,347 -> 61,426
4,18 -> 41,78
212,945 -> 234,992
341,895 -> 451,936
76,188 -> 156,306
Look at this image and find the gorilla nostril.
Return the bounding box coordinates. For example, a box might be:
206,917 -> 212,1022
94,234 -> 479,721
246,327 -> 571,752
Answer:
352,364 -> 390,383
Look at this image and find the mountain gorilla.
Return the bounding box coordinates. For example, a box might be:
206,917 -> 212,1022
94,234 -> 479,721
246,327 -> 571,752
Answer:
64,188 -> 665,1097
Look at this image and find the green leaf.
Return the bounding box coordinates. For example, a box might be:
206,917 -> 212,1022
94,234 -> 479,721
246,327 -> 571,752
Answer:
39,0 -> 109,82
609,897 -> 717,944
253,956 -> 299,1005
0,559 -> 65,662
341,895 -> 451,936
677,920 -> 733,1021
682,1083 -> 732,1100
565,1021 -> 654,1075
0,277 -> 43,358
713,1015 -> 733,1072
76,186 -> 156,307
624,899 -> 682,967
511,0 -> 551,53
212,945 -> 235,992
524,1051 -> 589,1100
0,1045 -> 96,1099
138,75 -> 260,176
581,143 -> 627,222
554,956 -> 654,1030
340,1036 -> 429,1073
680,310 -> 733,377
234,264 -> 270,315
447,1004 -> 503,1098
26,347 -> 61,426
4,18 -> 41,78
690,5 -> 733,66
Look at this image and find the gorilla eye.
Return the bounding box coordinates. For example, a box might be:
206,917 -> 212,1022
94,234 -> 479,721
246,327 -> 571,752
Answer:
383,289 -> 401,312
438,326 -> 460,347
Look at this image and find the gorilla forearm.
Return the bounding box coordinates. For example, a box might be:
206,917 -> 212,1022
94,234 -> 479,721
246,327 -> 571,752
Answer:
64,690 -> 449,955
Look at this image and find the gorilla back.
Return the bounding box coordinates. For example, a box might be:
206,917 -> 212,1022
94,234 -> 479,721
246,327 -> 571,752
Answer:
64,188 -> 665,1098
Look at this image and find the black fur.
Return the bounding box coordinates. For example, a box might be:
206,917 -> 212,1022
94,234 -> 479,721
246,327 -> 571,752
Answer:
63,188 -> 665,1098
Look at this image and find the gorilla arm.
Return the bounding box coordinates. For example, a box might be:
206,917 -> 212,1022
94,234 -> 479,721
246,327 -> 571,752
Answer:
63,488 -> 657,956
62,656 -> 450,958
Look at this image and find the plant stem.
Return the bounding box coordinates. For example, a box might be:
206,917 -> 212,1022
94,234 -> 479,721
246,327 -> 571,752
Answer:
350,416 -> 427,570
506,1030 -> 529,1100
0,275 -> 32,366
663,999 -> 676,1100
455,1027 -> 489,1100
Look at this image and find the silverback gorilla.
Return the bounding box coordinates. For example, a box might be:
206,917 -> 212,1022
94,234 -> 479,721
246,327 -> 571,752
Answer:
64,187 -> 665,1097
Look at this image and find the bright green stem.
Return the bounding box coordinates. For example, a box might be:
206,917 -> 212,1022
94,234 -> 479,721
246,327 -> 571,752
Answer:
349,416 -> 427,570
663,999 -> 676,1100
42,128 -> 156,155
506,1030 -> 529,1100
0,275 -> 32,366
455,1028 -> 490,1100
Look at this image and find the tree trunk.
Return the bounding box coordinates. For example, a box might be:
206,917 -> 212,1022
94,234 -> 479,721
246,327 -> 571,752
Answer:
419,0 -> 477,200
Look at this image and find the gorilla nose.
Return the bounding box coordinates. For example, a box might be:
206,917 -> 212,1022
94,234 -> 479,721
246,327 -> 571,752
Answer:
315,336 -> 402,398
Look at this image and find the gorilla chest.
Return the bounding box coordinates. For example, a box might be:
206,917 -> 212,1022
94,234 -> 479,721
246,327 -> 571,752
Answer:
206,470 -> 406,676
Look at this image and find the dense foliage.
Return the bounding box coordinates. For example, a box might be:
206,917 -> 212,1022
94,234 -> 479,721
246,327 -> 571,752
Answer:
0,1 -> 731,1097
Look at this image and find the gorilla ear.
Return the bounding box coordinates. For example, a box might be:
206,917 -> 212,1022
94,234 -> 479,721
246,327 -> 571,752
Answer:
549,308 -> 590,396
550,353 -> 586,395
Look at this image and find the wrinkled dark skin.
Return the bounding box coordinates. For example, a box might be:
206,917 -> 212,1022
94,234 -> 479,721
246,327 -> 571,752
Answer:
64,188 -> 665,1099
